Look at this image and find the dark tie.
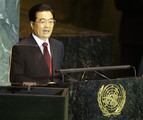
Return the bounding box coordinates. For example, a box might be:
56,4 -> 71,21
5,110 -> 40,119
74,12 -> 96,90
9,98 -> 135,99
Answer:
42,42 -> 52,76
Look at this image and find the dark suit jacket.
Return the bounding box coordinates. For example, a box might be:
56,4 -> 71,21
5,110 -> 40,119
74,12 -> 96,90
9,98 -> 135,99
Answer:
10,35 -> 64,85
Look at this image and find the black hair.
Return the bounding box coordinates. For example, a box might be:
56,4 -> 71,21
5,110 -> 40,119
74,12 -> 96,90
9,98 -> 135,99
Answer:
28,3 -> 55,22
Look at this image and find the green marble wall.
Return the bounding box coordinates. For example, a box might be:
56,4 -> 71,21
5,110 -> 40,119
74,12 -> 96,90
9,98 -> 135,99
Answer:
0,0 -> 20,85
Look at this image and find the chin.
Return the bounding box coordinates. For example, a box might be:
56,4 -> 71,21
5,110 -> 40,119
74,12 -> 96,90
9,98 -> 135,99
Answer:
43,34 -> 50,38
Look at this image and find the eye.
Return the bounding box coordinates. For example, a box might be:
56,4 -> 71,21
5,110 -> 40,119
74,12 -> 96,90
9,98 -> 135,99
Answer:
40,20 -> 46,24
48,20 -> 54,24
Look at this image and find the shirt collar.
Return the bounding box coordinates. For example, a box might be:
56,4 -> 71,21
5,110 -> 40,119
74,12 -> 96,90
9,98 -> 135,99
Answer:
32,33 -> 50,46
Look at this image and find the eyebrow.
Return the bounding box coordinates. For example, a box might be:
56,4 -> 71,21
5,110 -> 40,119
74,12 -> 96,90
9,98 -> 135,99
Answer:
38,18 -> 54,21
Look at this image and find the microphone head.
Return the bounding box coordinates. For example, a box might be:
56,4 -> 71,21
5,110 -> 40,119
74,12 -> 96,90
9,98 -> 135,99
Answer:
55,69 -> 60,73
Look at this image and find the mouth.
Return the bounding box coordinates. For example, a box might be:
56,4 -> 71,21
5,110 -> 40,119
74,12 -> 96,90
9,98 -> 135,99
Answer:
43,30 -> 50,34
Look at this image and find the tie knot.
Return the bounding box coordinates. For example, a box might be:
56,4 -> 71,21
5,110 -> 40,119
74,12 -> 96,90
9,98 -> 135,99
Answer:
42,42 -> 48,47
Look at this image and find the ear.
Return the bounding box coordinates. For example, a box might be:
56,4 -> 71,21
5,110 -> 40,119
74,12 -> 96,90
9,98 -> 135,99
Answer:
30,21 -> 34,30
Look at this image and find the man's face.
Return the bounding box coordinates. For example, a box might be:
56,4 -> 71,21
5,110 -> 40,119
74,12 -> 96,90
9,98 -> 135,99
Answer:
30,11 -> 55,40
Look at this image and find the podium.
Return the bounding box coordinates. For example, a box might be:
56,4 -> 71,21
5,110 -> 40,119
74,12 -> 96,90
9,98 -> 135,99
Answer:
0,86 -> 68,120
56,65 -> 142,120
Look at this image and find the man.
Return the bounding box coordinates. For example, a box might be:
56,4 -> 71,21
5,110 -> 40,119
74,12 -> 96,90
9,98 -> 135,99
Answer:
10,4 -> 64,85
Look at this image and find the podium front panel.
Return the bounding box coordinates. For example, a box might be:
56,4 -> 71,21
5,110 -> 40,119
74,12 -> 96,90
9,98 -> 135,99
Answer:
0,87 -> 68,120
67,77 -> 141,120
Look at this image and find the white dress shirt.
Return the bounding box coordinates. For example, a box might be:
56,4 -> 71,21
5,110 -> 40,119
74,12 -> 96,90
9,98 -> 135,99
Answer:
32,33 -> 52,56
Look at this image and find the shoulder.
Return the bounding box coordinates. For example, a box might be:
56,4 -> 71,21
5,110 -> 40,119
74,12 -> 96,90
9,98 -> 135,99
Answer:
50,37 -> 64,47
12,35 -> 37,50
17,35 -> 34,44
16,35 -> 36,45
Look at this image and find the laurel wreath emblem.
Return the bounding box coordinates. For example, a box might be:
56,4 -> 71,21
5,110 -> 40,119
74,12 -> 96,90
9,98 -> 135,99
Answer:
97,84 -> 126,117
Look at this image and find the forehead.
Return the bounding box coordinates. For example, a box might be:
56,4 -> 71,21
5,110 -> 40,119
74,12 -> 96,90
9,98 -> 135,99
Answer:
36,11 -> 53,19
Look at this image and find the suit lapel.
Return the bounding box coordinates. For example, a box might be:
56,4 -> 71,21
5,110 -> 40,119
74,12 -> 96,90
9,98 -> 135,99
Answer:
49,38 -> 57,74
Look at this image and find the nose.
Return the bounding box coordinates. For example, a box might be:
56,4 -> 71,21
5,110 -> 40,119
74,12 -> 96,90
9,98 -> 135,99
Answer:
44,21 -> 50,27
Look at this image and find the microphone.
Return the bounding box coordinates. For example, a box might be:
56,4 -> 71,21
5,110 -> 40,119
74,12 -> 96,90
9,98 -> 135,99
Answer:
80,59 -> 111,80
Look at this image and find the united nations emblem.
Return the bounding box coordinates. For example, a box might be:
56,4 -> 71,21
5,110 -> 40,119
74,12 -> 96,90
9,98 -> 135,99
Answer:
97,84 -> 126,117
